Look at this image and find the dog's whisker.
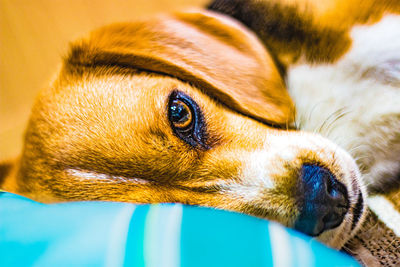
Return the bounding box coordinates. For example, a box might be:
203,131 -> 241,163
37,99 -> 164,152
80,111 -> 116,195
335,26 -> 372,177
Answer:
317,107 -> 350,137
307,101 -> 326,126
347,143 -> 368,154
324,111 -> 351,139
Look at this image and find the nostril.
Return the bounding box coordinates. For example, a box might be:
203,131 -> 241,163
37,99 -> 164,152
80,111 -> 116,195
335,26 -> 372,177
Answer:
326,173 -> 349,208
323,208 -> 346,230
323,213 -> 339,230
326,174 -> 334,195
295,164 -> 349,236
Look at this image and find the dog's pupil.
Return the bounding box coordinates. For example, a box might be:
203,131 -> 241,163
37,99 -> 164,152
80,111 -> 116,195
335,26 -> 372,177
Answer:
171,101 -> 189,123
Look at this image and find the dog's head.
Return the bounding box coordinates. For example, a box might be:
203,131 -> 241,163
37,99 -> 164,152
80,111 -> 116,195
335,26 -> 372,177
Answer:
2,10 -> 366,248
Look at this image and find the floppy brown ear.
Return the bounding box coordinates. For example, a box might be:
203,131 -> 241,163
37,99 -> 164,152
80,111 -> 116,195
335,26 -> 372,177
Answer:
67,9 -> 295,126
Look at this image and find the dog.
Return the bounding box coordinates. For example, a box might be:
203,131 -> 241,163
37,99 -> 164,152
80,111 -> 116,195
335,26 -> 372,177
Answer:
0,6 -> 367,249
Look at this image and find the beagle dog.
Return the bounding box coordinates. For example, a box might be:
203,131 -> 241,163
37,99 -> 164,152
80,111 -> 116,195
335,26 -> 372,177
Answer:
0,5 -> 367,249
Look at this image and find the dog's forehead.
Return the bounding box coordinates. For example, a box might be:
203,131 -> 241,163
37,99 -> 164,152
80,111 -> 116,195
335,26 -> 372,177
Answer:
66,9 -> 295,127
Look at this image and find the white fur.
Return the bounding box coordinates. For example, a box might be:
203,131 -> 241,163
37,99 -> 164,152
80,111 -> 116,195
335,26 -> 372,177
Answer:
288,15 -> 400,188
66,168 -> 149,184
238,137 -> 312,203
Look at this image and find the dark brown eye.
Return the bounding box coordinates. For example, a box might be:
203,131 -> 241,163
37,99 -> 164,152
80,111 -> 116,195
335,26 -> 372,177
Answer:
168,91 -> 209,149
170,99 -> 193,129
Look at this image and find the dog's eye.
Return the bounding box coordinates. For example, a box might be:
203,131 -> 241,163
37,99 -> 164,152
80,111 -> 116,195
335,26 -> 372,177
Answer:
168,91 -> 208,149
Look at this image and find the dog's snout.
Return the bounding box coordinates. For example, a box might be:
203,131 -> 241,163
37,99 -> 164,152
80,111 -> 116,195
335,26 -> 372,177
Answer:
294,164 -> 349,237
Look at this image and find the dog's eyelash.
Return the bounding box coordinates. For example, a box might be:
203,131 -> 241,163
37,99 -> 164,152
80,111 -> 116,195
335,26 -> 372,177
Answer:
168,91 -> 209,150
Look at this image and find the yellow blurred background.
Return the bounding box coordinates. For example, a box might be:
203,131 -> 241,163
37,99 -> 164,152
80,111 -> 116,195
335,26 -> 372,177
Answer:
0,0 -> 207,160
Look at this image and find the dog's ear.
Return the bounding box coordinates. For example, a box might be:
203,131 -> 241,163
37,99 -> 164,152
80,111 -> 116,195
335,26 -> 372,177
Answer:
67,9 -> 295,127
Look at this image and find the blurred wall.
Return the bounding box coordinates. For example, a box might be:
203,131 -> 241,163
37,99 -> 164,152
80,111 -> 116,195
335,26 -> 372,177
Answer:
0,0 -> 207,160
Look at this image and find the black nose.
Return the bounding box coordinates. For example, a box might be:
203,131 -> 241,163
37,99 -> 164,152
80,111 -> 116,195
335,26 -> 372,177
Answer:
294,164 -> 349,236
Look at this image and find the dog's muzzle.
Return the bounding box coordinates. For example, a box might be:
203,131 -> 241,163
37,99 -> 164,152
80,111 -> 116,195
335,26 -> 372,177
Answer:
294,164 -> 349,236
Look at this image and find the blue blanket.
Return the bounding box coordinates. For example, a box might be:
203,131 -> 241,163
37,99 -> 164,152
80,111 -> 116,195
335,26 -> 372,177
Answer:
0,192 -> 359,266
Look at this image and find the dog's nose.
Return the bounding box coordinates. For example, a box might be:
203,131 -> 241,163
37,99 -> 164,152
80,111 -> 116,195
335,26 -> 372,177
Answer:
294,164 -> 349,236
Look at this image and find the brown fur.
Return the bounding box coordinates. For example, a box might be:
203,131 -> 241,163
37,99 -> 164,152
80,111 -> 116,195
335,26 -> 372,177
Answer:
387,188 -> 400,212
209,0 -> 400,68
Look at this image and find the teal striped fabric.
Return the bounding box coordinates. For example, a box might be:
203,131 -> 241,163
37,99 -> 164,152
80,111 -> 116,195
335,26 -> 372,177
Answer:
0,192 -> 360,266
